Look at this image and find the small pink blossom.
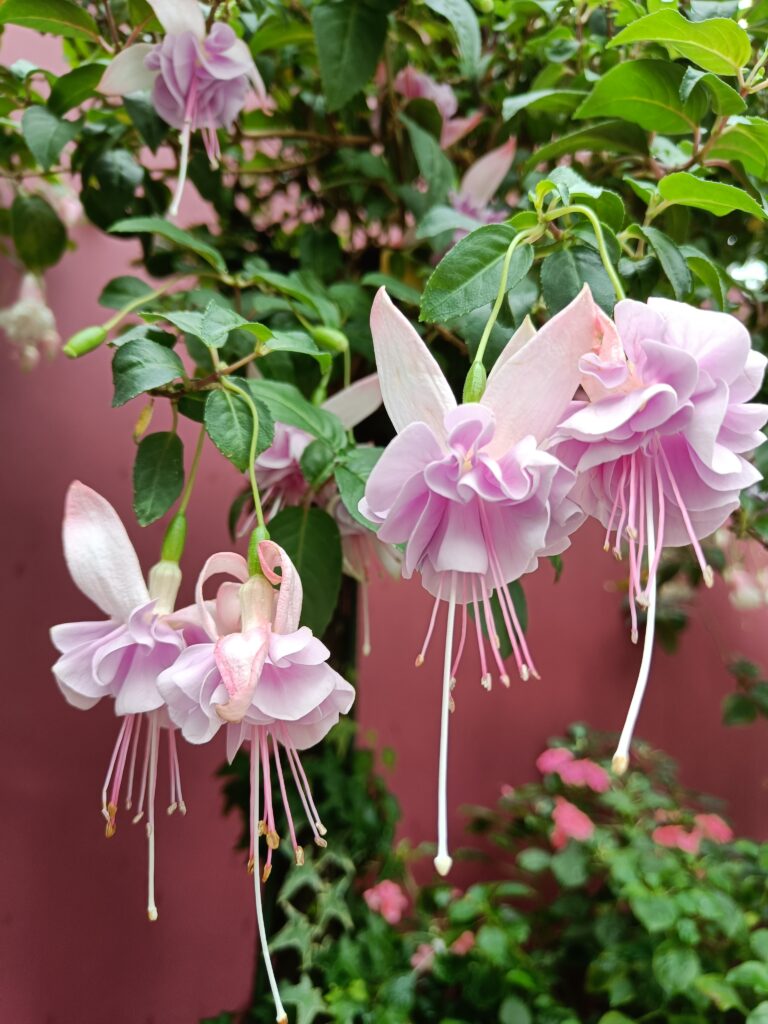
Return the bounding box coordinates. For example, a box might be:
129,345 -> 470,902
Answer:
694,813 -> 734,844
652,824 -> 701,854
557,758 -> 611,793
536,747 -> 574,774
551,797 -> 595,849
363,880 -> 409,924
450,930 -> 475,955
410,942 -> 436,973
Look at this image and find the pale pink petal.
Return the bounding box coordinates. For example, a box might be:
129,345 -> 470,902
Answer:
148,0 -> 206,37
99,44 -> 157,95
214,627 -> 270,723
258,540 -> 303,633
371,288 -> 456,437
458,139 -> 516,209
693,813 -> 733,843
194,552 -> 249,639
482,285 -> 601,453
485,316 -> 536,389
322,373 -> 382,428
62,482 -> 149,621
440,112 -> 483,149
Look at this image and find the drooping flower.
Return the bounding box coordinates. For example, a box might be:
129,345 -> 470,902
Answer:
393,67 -> 482,148
363,879 -> 409,924
554,299 -> 768,772
360,286 -> 603,874
158,540 -> 354,1024
550,796 -> 595,849
0,273 -> 60,370
50,482 -> 194,920
100,0 -> 271,216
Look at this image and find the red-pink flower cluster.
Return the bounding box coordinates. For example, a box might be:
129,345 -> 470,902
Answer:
652,813 -> 733,854
536,747 -> 611,793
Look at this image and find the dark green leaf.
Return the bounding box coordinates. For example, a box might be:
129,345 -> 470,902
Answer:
541,247 -> 615,314
726,961 -> 768,992
640,226 -> 692,299
658,172 -> 766,219
679,67 -> 746,115
112,339 -> 185,407
423,0 -> 481,77
708,117 -> 768,177
204,387 -> 274,471
11,193 -> 66,271
312,1 -> 388,112
247,379 -> 347,450
335,447 -> 383,529
123,94 -> 168,152
300,438 -> 336,488
109,216 -> 227,273
99,275 -> 154,310
524,121 -> 648,172
268,507 -> 343,636
503,89 -> 587,121
653,943 -> 701,995
133,432 -> 184,526
48,64 -> 103,115
400,114 -> 455,205
694,974 -> 743,1012
0,0 -> 101,40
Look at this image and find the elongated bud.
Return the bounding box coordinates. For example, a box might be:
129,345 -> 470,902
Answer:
148,560 -> 182,615
161,512 -> 187,564
247,525 -> 270,576
310,325 -> 349,353
133,401 -> 154,442
63,325 -> 108,358
471,0 -> 493,10
462,361 -> 487,403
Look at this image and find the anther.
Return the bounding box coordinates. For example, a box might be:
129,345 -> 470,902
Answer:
295,847 -> 305,866
415,654 -> 424,667
703,565 -> 714,588
314,836 -> 328,848
266,830 -> 280,850
262,864 -> 272,883
247,857 -> 255,874
147,908 -> 158,922
258,820 -> 267,836
520,666 -> 530,682
501,673 -> 510,687
612,753 -> 629,775
481,673 -> 492,691
631,628 -> 639,644
167,801 -> 177,816
316,821 -> 328,836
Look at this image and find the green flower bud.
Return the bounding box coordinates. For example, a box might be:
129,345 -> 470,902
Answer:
63,325 -> 108,358
462,361 -> 487,403
160,512 -> 187,563
471,0 -> 494,12
248,524 -> 271,575
310,326 -> 349,353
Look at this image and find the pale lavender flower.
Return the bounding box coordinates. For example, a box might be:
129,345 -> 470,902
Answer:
553,298 -> 768,771
360,286 -> 602,873
450,139 -> 516,229
100,0 -> 270,215
393,66 -> 482,148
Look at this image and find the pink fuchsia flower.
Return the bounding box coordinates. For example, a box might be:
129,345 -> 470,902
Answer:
554,299 -> 768,773
536,747 -> 610,792
393,66 -> 482,148
158,540 -> 354,1024
100,0 -> 270,216
450,930 -> 476,955
451,140 -> 517,229
551,797 -> 595,849
410,942 -> 437,973
694,813 -> 734,843
360,286 -> 603,875
652,824 -> 702,854
50,482 -> 193,921
536,747 -> 575,774
363,880 -> 409,924
0,273 -> 60,370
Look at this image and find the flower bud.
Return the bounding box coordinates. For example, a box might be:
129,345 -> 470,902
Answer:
462,361 -> 487,403
160,513 -> 187,564
247,525 -> 270,575
148,560 -> 183,615
63,325 -> 108,358
310,325 -> 349,353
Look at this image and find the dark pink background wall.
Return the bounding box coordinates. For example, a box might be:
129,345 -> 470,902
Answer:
1,26 -> 767,1024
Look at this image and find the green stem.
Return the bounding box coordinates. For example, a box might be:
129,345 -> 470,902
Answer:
473,231 -> 536,367
746,42 -> 768,88
103,278 -> 180,331
178,422 -> 206,514
543,204 -> 626,301
222,377 -> 267,533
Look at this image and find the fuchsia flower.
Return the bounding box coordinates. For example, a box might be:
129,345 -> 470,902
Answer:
536,747 -> 610,792
694,813 -> 734,843
554,299 -> 768,772
363,879 -> 409,924
393,67 -> 482,148
0,273 -> 60,370
360,286 -> 603,874
652,812 -> 733,853
551,796 -> 595,849
451,930 -> 476,955
158,539 -> 354,1024
50,482 -> 194,920
450,139 -> 517,228
100,0 -> 270,216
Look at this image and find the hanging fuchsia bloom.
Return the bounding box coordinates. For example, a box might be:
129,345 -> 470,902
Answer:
50,482 -> 194,921
393,67 -> 482,148
158,540 -> 354,1024
554,299 -> 768,773
0,273 -> 60,370
360,286 -> 602,874
450,139 -> 516,228
100,0 -> 270,216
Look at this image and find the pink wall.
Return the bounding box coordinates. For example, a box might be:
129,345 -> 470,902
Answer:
2,26 -> 767,1024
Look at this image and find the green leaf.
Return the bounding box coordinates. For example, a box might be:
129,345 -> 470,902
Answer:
416,204 -> 482,240
541,247 -> 616,314
421,225 -> 533,322
99,275 -> 154,310
475,924 -> 509,965
263,330 -> 332,370
751,929 -> 768,962
679,67 -> 746,115
250,16 -> 316,54
334,447 -> 384,529
109,217 -> 227,273
279,974 -> 328,1024
727,961 -> 768,992
681,245 -> 728,309
503,89 -> 587,121
0,0 -> 101,40
550,842 -> 589,887
204,388 -> 274,472
499,997 -> 532,1024
630,893 -> 678,932
609,9 -> 752,76
653,943 -> 701,995
267,507 -> 342,636
123,94 -> 168,152
132,432 -> 184,526
694,974 -> 743,1012
48,63 -> 103,115
708,117 -> 768,178
523,121 -> 648,171
11,193 -> 66,271
658,172 -> 766,219
575,60 -> 707,135
247,379 -> 348,450
300,438 -> 336,488
312,1 -> 388,112
423,0 -> 481,77
748,1003 -> 768,1024
517,847 -> 551,872
111,339 -> 185,407
400,114 -> 455,205
598,1015 -> 636,1024
640,226 -> 692,299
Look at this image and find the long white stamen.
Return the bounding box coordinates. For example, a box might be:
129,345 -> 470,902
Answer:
613,465 -> 657,775
125,713 -> 143,811
146,712 -> 160,921
360,578 -> 371,657
101,717 -> 129,823
169,120 -> 192,219
435,574 -> 457,877
132,721 -> 151,824
251,728 -> 288,1024
416,580 -> 443,666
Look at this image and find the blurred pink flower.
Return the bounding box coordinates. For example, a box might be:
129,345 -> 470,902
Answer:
363,880 -> 409,924
0,273 -> 60,370
551,796 -> 595,849
451,139 -> 516,229
536,747 -> 574,774
694,813 -> 734,843
558,758 -> 611,793
393,66 -> 482,148
652,824 -> 701,854
451,930 -> 476,955
411,942 -> 436,973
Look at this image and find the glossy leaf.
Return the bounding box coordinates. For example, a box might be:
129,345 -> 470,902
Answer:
132,432 -> 184,526
110,217 -> 227,273
0,0 -> 100,40
313,1 -> 388,112
10,193 -> 66,271
610,9 -> 752,76
111,339 -> 185,407
658,173 -> 766,219
204,388 -> 274,472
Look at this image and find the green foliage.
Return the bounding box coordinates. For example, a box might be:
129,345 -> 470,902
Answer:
132,431 -> 184,527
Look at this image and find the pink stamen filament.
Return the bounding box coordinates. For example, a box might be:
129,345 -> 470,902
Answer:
169,728 -> 185,815
167,727 -> 177,814
283,739 -> 321,843
260,731 -> 277,877
470,577 -> 491,687
658,444 -> 714,586
286,738 -> 327,837
250,728 -> 288,1023
612,461 -> 630,558
360,578 -> 372,657
480,575 -> 507,687
101,717 -> 130,832
416,580 -> 444,667
271,735 -> 300,860
132,721 -> 151,824
124,712 -> 143,811
644,451 -> 668,591
450,586 -> 468,683
626,454 -> 640,643
603,468 -> 625,551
